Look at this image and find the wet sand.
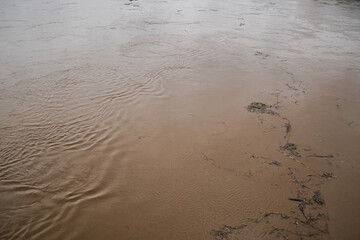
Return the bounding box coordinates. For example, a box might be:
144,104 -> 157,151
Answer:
1,0 -> 360,239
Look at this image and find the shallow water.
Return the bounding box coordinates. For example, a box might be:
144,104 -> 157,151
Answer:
1,0 -> 360,239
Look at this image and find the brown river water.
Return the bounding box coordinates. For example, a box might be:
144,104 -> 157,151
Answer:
1,0 -> 360,239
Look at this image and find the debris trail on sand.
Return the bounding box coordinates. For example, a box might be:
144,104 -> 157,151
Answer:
210,97 -> 337,239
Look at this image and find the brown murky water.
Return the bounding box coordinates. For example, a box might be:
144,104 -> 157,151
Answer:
1,0 -> 360,239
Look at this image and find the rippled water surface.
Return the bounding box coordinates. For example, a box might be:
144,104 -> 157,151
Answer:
1,0 -> 360,239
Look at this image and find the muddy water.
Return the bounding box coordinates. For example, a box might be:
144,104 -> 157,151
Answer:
1,0 -> 360,239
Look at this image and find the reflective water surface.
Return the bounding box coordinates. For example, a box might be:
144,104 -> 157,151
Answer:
1,0 -> 360,239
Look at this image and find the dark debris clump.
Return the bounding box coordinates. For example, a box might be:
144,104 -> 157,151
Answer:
280,143 -> 301,157
280,143 -> 297,151
321,172 -> 335,179
247,102 -> 277,115
313,191 -> 325,205
266,160 -> 282,166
